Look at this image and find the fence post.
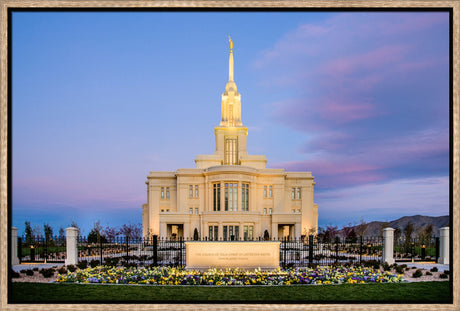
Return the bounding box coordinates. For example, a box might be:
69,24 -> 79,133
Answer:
179,237 -> 183,267
126,235 -> 129,260
11,227 -> 19,265
382,228 -> 395,264
99,236 -> 103,265
438,227 -> 449,264
335,237 -> 339,264
153,235 -> 158,266
435,237 -> 440,262
283,237 -> 287,268
65,227 -> 79,266
308,235 -> 313,266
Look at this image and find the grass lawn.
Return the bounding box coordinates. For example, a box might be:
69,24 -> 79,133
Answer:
10,281 -> 451,303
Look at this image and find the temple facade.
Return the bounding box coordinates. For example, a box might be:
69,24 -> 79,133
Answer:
142,38 -> 318,240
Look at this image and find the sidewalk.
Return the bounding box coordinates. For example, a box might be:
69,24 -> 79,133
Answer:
12,263 -> 65,272
402,262 -> 450,271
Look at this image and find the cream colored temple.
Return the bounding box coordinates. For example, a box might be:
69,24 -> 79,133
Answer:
142,38 -> 318,240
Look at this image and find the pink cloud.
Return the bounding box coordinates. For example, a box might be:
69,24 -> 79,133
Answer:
319,100 -> 377,123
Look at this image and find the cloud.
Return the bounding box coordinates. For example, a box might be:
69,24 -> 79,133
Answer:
256,12 -> 449,192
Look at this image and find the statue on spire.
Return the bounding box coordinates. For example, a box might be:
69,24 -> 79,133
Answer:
229,35 -> 233,52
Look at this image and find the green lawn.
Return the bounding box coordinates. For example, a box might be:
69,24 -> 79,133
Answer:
10,281 -> 451,303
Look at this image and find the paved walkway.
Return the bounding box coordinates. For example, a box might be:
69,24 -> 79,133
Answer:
12,263 -> 64,272
402,262 -> 449,271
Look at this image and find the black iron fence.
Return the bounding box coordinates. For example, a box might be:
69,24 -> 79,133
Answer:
394,236 -> 439,262
75,235 -> 383,268
280,236 -> 383,268
18,235 -> 66,263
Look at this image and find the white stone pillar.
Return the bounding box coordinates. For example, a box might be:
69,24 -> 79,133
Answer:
382,228 -> 395,265
11,227 -> 19,265
438,227 -> 449,264
65,227 -> 79,266
271,222 -> 278,240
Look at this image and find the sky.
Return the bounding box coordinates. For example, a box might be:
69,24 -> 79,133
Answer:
11,11 -> 450,236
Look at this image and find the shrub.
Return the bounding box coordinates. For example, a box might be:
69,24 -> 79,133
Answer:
411,266 -> 417,269
440,273 -> 448,279
400,264 -> 407,269
40,268 -> 55,278
25,270 -> 34,276
412,269 -> 423,278
443,270 -> 450,275
90,259 -> 100,268
77,260 -> 88,269
405,267 -> 410,271
426,271 -> 432,276
66,265 -> 76,272
32,267 -> 39,271
20,269 -> 27,273
58,266 -> 67,274
362,260 -> 380,270
430,267 -> 438,272
11,270 -> 20,278
395,265 -> 405,274
383,262 -> 391,271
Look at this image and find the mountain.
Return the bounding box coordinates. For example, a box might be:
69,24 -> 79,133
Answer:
338,215 -> 449,237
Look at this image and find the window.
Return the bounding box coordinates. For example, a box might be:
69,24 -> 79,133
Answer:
297,188 -> 301,199
195,208 -> 199,214
224,183 -> 238,211
224,137 -> 238,165
241,183 -> 249,211
263,208 -> 267,214
269,185 -> 273,198
291,188 -> 295,199
189,185 -> 193,198
166,209 -> 170,212
292,209 -> 295,213
209,226 -> 218,241
269,208 -> 272,214
223,225 -> 239,241
264,186 -> 267,198
161,187 -> 165,199
297,209 -> 301,213
244,225 -> 253,241
161,209 -> 164,212
189,208 -> 193,214
195,185 -> 199,197
166,187 -> 170,199
213,183 -> 221,211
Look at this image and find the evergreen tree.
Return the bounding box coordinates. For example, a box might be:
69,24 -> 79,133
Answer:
24,221 -> 33,244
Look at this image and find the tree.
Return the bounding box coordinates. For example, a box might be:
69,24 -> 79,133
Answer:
345,228 -> 358,243
70,221 -> 81,235
105,225 -> 119,242
32,225 -> 43,238
323,225 -> 338,243
403,222 -> 415,253
24,221 -> 33,244
418,224 -> 433,245
58,227 -> 65,239
355,219 -> 368,237
119,223 -> 142,240
43,223 -> 53,241
87,220 -> 107,243
379,222 -> 390,237
193,228 -> 199,241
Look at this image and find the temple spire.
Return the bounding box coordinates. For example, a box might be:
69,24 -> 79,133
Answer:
228,35 -> 234,81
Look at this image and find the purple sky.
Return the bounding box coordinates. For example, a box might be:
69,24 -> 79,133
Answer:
12,11 -> 450,236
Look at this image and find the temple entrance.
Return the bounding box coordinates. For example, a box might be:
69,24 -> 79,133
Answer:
167,224 -> 184,240
278,224 -> 295,240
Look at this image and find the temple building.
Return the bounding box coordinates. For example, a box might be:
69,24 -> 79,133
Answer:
142,38 -> 318,240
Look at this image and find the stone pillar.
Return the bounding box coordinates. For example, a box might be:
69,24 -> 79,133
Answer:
183,222 -> 190,240
438,227 -> 449,264
65,227 -> 79,266
382,228 -> 395,265
271,222 -> 278,240
11,227 -> 19,265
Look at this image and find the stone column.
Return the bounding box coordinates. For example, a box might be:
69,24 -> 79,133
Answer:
65,227 -> 79,266
382,228 -> 395,265
11,227 -> 19,265
438,227 -> 449,264
271,222 -> 278,240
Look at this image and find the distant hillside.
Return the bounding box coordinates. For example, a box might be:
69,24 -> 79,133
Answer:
339,215 -> 449,237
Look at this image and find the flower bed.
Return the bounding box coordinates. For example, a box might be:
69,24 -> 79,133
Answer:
55,266 -> 404,285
